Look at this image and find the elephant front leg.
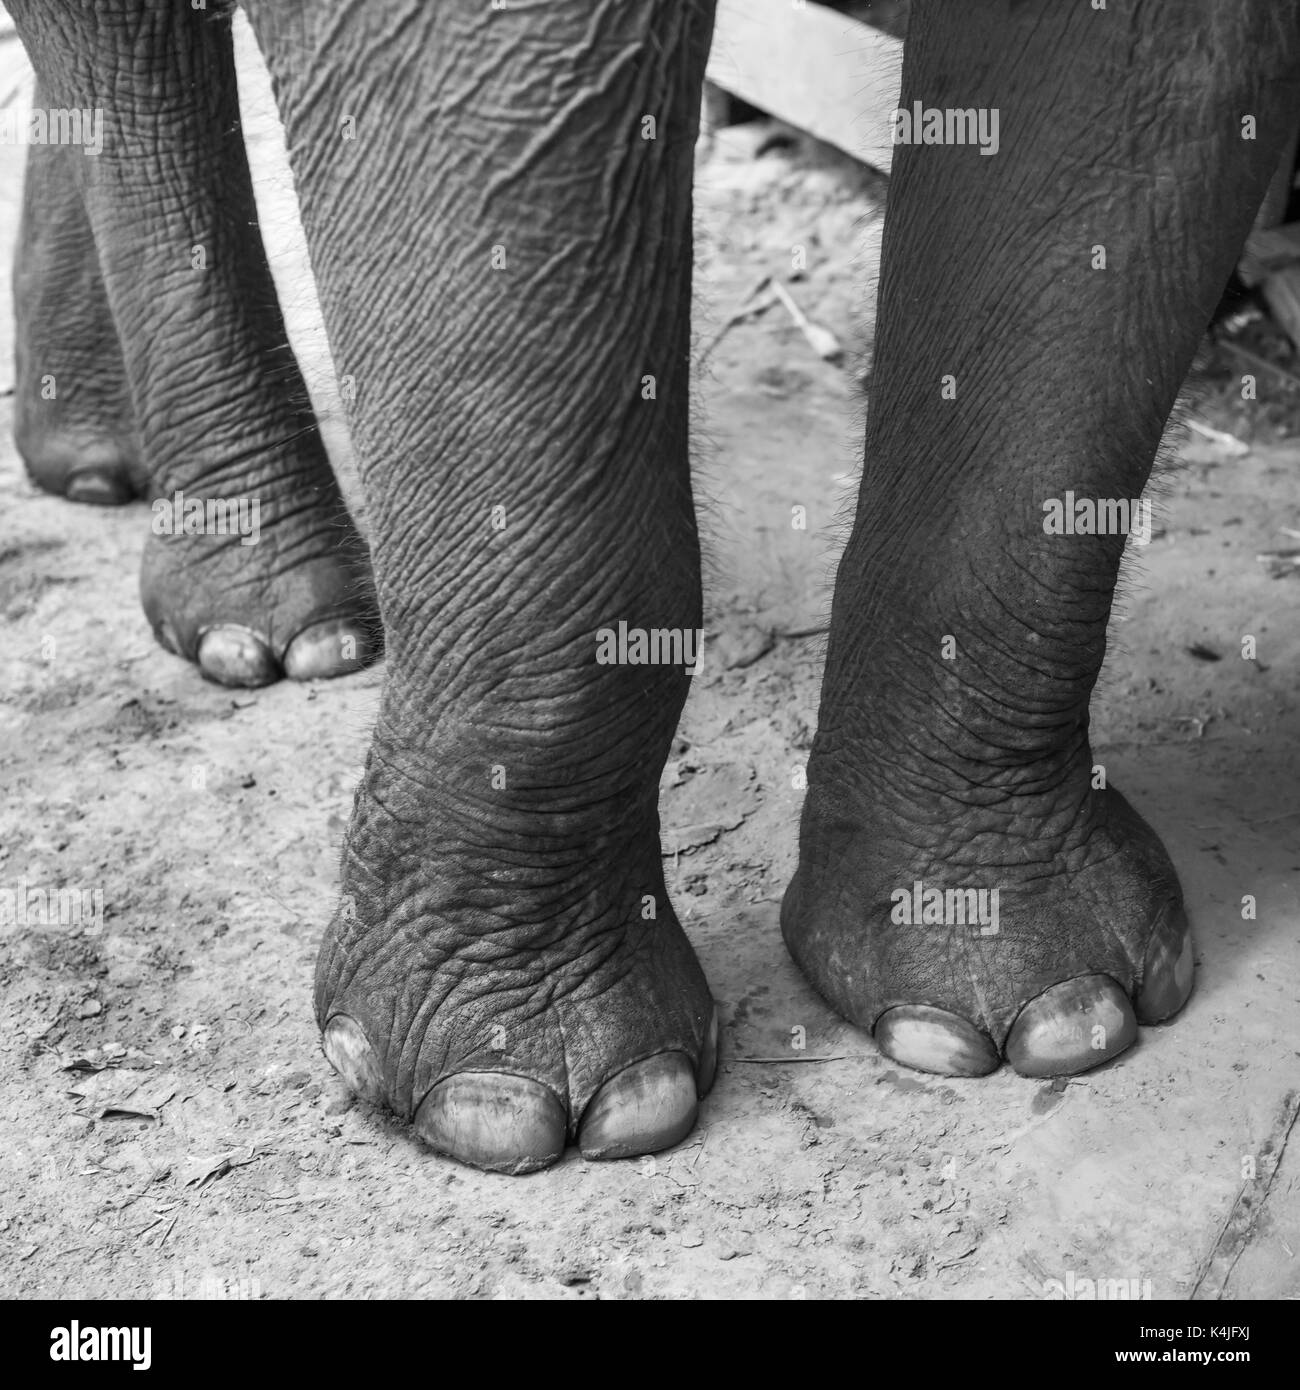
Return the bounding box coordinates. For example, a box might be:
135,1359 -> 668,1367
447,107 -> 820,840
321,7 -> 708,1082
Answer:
784,0 -> 1300,1076
245,0 -> 718,1171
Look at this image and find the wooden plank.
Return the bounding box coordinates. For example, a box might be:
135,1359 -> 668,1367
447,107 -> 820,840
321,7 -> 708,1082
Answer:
1261,266 -> 1300,351
706,0 -> 904,171
1240,222 -> 1300,287
1252,125 -> 1300,233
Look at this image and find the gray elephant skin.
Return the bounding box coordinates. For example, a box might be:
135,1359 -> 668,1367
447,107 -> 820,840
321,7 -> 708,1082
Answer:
8,0 -> 1292,1174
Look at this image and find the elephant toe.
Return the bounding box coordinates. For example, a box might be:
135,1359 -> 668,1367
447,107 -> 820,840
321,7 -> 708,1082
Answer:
415,1074 -> 568,1175
874,1004 -> 1000,1077
321,1014 -> 386,1106
196,625 -> 280,687
578,1052 -> 700,1161
283,617 -> 382,681
65,466 -> 135,506
1136,907 -> 1195,1023
1004,973 -> 1137,1077
20,432 -> 141,505
696,1004 -> 720,1096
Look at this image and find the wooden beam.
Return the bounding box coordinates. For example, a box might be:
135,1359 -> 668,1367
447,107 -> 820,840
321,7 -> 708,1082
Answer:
1240,223 -> 1300,287
706,0 -> 904,171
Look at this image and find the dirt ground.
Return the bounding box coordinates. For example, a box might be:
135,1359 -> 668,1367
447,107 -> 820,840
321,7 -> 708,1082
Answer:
1,15 -> 1298,1301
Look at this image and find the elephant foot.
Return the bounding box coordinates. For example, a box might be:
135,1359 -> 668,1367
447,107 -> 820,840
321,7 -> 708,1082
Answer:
18,423 -> 147,506
782,780 -> 1193,1079
315,743 -> 717,1174
140,472 -> 382,687
11,109 -> 149,508
13,300 -> 146,506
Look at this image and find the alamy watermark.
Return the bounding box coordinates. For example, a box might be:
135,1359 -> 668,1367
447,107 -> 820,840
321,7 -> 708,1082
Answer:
891,102 -> 1000,156
0,880 -> 104,935
890,879 -> 999,935
1044,1271 -> 1152,1300
595,621 -> 704,674
0,107 -> 103,155
50,1322 -> 150,1370
1042,492 -> 1152,545
151,490 -> 261,546
151,1268 -> 262,1300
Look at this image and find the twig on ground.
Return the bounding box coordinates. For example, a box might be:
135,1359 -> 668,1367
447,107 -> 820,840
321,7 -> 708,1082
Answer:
769,278 -> 843,363
1190,1089 -> 1300,1300
698,274 -> 776,368
731,1054 -> 858,1064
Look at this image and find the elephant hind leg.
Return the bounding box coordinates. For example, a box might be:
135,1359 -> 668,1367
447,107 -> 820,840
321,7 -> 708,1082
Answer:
7,1 -> 381,687
13,80 -> 142,505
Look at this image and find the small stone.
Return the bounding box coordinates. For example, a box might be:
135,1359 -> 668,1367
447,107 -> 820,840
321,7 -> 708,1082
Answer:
76,999 -> 102,1019
680,1227 -> 704,1249
712,623 -> 775,671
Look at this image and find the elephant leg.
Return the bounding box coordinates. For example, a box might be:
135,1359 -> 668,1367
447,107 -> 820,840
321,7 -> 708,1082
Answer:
13,81 -> 142,506
7,2 -> 379,686
243,0 -> 718,1172
784,1 -> 1300,1076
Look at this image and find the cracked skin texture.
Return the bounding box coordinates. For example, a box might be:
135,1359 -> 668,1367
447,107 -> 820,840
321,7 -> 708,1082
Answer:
11,0 -> 1295,1171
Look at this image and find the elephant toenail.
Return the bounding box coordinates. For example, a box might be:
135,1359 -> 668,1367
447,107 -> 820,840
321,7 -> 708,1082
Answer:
1004,973 -> 1137,1077
578,1052 -> 698,1161
696,1004 -> 720,1096
283,617 -> 381,681
155,620 -> 182,656
1136,906 -> 1194,1023
415,1073 -> 567,1175
65,468 -> 133,505
321,1014 -> 384,1105
196,624 -> 279,687
874,1005 -> 1000,1077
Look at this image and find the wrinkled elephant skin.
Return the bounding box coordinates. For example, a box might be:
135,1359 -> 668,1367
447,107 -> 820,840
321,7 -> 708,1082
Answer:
8,0 -> 1295,1173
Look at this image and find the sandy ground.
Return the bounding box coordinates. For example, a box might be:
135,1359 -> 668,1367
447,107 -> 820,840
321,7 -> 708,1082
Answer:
1,15 -> 1298,1301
